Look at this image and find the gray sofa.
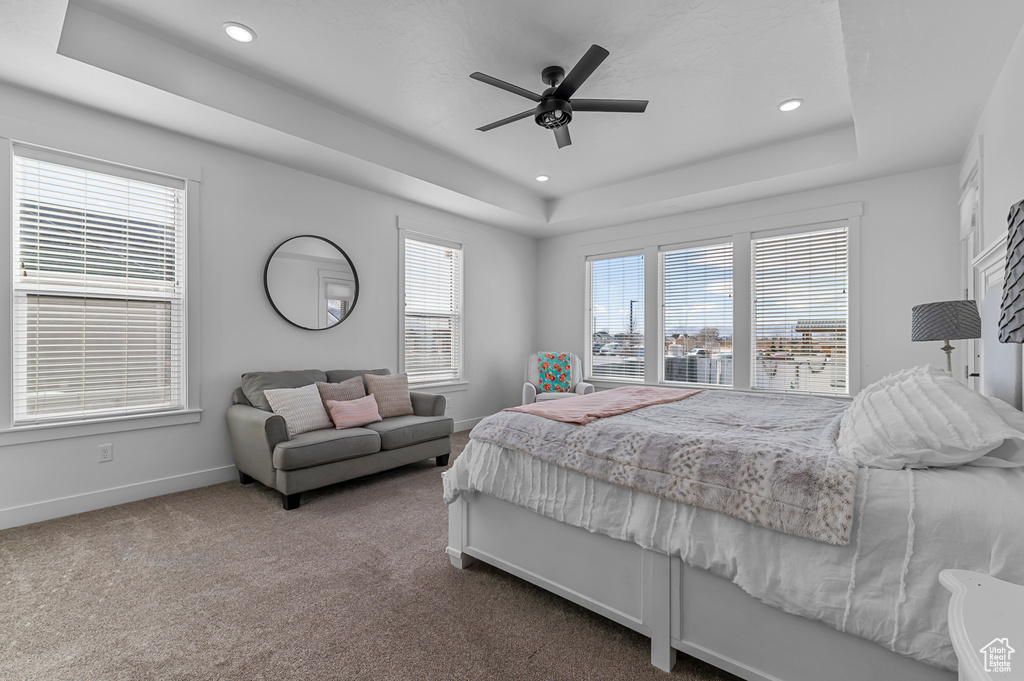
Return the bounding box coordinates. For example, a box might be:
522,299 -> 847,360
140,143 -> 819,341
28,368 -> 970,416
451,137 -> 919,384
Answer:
227,368 -> 454,509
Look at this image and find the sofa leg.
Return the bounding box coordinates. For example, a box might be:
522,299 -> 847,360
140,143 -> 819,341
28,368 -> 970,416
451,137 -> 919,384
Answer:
283,493 -> 301,510
239,471 -> 255,485
436,453 -> 450,467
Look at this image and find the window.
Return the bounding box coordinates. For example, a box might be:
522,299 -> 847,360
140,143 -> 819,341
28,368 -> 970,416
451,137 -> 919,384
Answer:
12,147 -> 187,425
662,242 -> 733,386
402,234 -> 463,385
588,253 -> 644,381
752,227 -> 848,395
585,206 -> 858,395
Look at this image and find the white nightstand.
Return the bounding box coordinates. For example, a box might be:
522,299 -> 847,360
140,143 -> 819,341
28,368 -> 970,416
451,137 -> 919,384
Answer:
940,569 -> 1024,681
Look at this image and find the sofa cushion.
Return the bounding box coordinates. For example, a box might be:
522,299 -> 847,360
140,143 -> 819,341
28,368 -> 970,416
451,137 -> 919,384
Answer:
325,368 -> 390,389
316,377 -> 365,408
241,369 -> 328,411
365,414 -> 454,451
365,372 -> 414,418
272,427 -> 381,471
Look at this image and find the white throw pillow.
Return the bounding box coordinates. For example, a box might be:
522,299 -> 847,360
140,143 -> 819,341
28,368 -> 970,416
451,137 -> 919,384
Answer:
264,383 -> 333,436
838,365 -> 1024,469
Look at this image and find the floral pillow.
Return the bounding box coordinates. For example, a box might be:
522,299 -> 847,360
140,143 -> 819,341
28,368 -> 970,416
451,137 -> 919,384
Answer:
538,352 -> 572,393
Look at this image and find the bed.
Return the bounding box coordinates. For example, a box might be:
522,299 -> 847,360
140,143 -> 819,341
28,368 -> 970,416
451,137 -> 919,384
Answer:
442,367 -> 1024,680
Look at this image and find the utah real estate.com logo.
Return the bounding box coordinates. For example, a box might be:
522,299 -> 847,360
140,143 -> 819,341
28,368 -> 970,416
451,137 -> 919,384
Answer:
980,637 -> 1015,673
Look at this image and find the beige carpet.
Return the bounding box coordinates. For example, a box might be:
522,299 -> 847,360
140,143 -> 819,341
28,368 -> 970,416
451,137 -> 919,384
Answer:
0,432 -> 741,681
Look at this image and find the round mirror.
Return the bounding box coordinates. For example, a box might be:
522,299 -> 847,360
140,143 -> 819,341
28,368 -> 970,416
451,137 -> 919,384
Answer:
264,235 -> 359,330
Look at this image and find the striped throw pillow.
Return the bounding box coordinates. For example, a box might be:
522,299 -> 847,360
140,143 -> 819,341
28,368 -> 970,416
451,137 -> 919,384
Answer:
326,394 -> 383,429
264,383 -> 333,436
316,377 -> 366,409
364,372 -> 414,418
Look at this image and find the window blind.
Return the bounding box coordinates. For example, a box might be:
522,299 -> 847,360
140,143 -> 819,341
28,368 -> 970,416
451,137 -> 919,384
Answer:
589,253 -> 644,381
403,236 -> 462,385
752,227 -> 848,395
12,152 -> 186,424
662,242 -> 733,386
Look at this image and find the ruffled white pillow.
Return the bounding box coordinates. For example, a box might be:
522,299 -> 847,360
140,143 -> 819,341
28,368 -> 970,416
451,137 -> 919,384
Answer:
838,365 -> 1024,469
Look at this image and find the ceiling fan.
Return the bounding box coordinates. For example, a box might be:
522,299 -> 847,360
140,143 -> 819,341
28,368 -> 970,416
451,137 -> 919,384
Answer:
470,44 -> 649,149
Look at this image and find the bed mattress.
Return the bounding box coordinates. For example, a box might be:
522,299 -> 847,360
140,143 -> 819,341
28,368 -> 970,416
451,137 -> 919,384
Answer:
443,438 -> 1024,671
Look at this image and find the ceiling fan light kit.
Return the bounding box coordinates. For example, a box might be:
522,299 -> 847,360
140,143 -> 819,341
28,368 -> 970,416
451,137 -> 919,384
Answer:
471,44 -> 648,149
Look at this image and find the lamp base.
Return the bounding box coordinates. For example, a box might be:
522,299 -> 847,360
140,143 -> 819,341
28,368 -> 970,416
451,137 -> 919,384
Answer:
941,340 -> 954,373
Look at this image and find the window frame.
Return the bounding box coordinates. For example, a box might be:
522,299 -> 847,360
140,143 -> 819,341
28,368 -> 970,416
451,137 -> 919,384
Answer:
749,221 -> 851,396
0,139 -> 202,446
585,248 -> 647,384
398,227 -> 465,388
581,203 -> 861,396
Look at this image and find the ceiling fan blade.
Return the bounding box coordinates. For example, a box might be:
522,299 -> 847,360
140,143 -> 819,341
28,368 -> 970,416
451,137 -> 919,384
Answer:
470,72 -> 543,102
554,126 -> 572,149
570,99 -> 648,113
477,109 -> 535,132
552,44 -> 609,100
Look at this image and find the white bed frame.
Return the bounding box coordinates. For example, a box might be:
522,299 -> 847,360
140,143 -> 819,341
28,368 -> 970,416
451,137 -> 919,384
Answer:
448,492 -> 957,681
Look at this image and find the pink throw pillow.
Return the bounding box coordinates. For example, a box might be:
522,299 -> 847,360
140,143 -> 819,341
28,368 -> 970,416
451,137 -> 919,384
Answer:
326,394 -> 383,429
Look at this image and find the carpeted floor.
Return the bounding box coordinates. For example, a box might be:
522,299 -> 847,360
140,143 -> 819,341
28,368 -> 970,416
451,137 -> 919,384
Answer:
0,432 -> 741,680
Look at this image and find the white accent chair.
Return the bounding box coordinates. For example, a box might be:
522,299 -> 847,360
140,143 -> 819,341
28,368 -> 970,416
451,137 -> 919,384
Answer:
522,352 -> 595,404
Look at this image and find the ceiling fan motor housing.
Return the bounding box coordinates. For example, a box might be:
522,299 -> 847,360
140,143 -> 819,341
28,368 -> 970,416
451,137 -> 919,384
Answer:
535,98 -> 572,129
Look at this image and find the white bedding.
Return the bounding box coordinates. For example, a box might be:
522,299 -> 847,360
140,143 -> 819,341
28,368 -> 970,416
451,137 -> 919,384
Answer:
443,440 -> 1024,671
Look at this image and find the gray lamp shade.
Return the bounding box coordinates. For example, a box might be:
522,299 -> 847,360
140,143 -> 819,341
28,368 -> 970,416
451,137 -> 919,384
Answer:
999,199 -> 1024,342
911,300 -> 981,341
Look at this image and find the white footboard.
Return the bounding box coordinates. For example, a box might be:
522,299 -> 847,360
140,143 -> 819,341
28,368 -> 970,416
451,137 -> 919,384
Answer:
448,492 -> 956,681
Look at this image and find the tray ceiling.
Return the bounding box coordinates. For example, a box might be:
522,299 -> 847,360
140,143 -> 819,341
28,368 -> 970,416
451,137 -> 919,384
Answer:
0,0 -> 1022,235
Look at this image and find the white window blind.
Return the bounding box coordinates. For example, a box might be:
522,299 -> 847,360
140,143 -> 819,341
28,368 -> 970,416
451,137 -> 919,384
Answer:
589,253 -> 644,381
662,242 -> 733,386
12,150 -> 186,425
403,236 -> 462,385
752,227 -> 848,395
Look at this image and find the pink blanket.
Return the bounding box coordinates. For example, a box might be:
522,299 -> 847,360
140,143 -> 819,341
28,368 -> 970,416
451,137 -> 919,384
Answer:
507,386 -> 703,424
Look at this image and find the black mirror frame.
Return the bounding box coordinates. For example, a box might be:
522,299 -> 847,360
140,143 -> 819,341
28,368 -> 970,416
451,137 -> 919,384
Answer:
263,235 -> 360,331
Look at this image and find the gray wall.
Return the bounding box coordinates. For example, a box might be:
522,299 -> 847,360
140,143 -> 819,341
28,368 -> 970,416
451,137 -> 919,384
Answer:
0,84 -> 537,528
535,165 -> 962,391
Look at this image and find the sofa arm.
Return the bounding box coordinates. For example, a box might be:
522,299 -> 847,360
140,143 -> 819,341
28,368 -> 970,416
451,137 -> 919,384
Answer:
575,382 -> 595,395
226,404 -> 289,485
410,391 -> 446,417
522,382 -> 537,405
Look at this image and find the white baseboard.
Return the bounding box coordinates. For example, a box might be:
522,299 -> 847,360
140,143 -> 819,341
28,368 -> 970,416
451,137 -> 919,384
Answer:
454,416 -> 484,432
0,465 -> 237,530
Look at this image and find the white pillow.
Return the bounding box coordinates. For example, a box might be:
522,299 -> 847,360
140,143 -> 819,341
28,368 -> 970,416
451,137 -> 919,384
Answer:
264,383 -> 333,436
838,366 -> 1024,469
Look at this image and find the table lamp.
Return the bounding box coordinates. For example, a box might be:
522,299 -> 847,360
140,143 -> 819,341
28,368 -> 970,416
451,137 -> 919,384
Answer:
911,300 -> 981,373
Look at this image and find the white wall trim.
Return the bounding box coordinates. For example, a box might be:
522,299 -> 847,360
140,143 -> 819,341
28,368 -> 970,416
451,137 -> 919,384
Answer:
575,202 -> 864,255
454,416 -> 484,432
0,409 -> 203,447
0,139 -> 13,433
397,217 -> 466,386
0,464 -> 236,530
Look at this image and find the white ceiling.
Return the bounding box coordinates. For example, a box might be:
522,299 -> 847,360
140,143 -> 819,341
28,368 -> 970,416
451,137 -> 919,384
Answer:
0,0 -> 1023,237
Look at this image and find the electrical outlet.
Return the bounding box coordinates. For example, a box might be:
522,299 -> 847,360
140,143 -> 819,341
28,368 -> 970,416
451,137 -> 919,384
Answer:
97,444 -> 113,463
445,397 -> 454,413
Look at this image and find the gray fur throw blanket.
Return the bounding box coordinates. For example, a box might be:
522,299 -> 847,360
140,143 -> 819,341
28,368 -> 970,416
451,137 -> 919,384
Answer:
469,390 -> 855,544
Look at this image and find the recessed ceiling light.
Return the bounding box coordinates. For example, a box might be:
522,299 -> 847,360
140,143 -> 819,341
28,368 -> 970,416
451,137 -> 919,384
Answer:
778,98 -> 803,112
536,175 -> 550,182
223,22 -> 256,43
